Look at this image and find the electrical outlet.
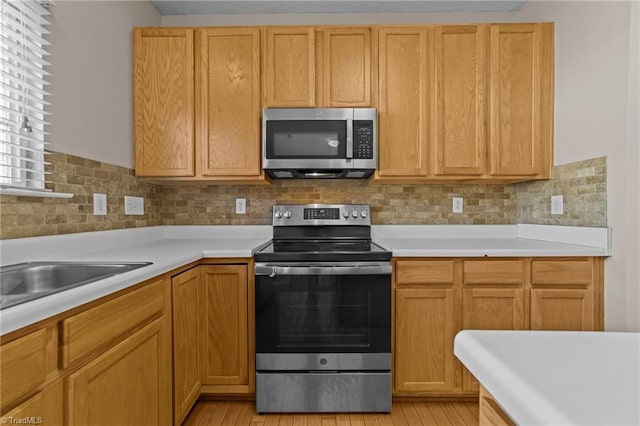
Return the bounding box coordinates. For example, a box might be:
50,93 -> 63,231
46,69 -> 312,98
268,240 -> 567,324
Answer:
125,196 -> 144,215
235,198 -> 246,214
551,195 -> 564,215
452,197 -> 464,213
93,193 -> 107,216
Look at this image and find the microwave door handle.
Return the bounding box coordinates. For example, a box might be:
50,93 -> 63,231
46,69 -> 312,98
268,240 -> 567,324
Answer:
346,118 -> 353,159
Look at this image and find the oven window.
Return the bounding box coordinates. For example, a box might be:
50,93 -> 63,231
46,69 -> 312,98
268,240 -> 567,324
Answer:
256,274 -> 391,353
266,120 -> 346,159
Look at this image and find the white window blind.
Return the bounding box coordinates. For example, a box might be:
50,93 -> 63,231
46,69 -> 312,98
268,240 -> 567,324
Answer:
1,0 -> 51,192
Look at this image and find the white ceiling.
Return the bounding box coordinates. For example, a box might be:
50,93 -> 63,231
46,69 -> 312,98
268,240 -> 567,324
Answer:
149,0 -> 527,16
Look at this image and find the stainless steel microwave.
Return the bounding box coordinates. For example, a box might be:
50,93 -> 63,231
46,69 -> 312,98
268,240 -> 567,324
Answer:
262,108 -> 377,179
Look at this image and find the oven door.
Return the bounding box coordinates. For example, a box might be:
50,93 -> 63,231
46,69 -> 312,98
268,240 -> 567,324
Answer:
255,262 -> 391,354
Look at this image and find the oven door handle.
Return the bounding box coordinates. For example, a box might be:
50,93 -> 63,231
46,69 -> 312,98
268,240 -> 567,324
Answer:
255,263 -> 391,276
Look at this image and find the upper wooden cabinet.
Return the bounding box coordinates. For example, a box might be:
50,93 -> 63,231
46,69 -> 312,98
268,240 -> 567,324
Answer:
134,27 -> 266,182
489,23 -> 554,178
264,27 -> 316,107
433,25 -> 487,177
197,27 -> 262,178
322,27 -> 373,107
264,26 -> 374,108
134,28 -> 195,177
376,22 -> 554,183
378,27 -> 431,178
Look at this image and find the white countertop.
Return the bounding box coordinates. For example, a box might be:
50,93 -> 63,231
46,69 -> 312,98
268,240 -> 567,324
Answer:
454,330 -> 640,426
0,224 -> 610,335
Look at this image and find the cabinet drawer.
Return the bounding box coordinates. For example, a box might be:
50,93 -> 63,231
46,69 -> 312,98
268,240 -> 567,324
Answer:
61,277 -> 166,367
463,260 -> 524,285
1,327 -> 54,410
531,259 -> 592,286
395,260 -> 455,285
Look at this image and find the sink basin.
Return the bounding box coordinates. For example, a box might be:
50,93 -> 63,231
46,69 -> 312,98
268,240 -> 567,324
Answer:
0,261 -> 152,309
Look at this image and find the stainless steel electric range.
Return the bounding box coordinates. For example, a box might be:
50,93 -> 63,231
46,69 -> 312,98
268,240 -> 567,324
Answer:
253,204 -> 392,413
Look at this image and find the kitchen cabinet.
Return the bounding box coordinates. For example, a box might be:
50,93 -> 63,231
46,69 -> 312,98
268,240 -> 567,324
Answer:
199,263 -> 254,394
461,260 -> 526,392
321,27 -> 374,107
264,27 -> 316,107
67,318 -> 171,426
197,27 -> 262,179
171,267 -> 201,425
65,276 -> 172,425
394,260 -> 458,393
3,380 -> 63,426
488,23 -> 554,179
1,276 -> 172,425
530,258 -> 600,331
433,25 -> 487,177
377,27 -> 431,178
264,26 -> 374,107
392,257 -> 602,397
133,27 -> 266,183
479,385 -> 515,426
134,28 -> 195,177
375,22 -> 554,183
0,325 -> 57,414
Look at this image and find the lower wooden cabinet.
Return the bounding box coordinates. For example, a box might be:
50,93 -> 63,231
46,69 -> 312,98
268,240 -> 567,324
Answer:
1,276 -> 172,425
393,257 -> 603,397
3,380 -> 63,426
395,287 -> 457,393
67,317 -> 171,425
172,267 -> 201,425
479,385 -> 515,425
199,263 -> 253,394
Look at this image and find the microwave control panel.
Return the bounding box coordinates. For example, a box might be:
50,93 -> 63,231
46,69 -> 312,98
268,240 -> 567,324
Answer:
353,121 -> 374,159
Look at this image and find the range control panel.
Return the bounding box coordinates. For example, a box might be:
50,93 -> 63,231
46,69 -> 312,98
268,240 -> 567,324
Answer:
273,204 -> 371,226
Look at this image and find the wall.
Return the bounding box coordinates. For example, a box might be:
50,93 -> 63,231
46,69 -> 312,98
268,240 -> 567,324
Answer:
626,2 -> 640,331
48,0 -> 160,168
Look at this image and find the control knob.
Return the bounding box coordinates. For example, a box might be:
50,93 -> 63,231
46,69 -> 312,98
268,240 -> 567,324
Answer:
274,211 -> 283,218
352,211 -> 358,218
361,211 -> 368,218
343,210 -> 350,218
284,211 -> 292,219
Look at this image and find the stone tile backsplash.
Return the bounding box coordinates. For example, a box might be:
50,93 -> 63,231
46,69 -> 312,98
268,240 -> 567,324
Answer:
0,152 -> 162,239
0,153 -> 607,239
516,157 -> 607,227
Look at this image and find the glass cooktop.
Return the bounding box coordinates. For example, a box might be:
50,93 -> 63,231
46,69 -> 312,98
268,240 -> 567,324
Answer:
253,239 -> 391,262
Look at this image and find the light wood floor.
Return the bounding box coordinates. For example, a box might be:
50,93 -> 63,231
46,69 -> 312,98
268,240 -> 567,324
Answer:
183,400 -> 479,425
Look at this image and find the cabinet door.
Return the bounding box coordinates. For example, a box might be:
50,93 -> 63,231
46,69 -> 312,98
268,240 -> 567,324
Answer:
377,27 -> 431,178
199,265 -> 249,388
531,289 -> 594,331
433,25 -> 486,176
172,268 -> 201,425
3,380 -> 63,426
462,288 -> 524,391
488,23 -> 553,177
322,27 -> 372,107
197,28 -> 262,177
67,318 -> 171,426
264,27 -> 315,107
134,28 -> 195,177
395,288 -> 456,393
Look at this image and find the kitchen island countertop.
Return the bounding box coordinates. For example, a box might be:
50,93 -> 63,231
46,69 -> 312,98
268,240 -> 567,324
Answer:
1,224 -> 610,335
454,330 -> 640,426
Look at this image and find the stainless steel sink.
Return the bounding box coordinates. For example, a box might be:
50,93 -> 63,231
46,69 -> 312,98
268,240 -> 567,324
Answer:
0,261 -> 152,309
